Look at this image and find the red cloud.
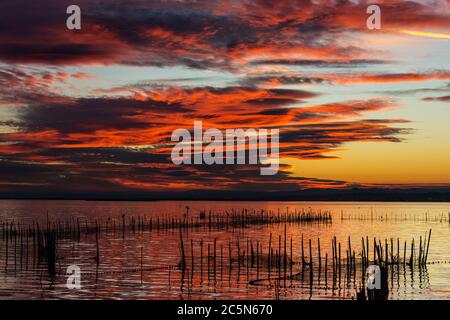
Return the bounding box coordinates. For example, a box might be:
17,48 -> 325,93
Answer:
1,1 -> 447,68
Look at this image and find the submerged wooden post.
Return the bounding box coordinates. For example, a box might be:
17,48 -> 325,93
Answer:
309,239 -> 313,267
301,234 -> 305,265
268,233 -> 272,274
332,238 -> 335,274
190,239 -> 194,277
179,229 -> 186,270
207,243 -> 210,278
418,236 -> 422,266
200,240 -> 203,280
361,237 -> 366,268
403,240 -> 407,266
397,238 -> 400,265
290,237 -> 293,279
338,242 -> 341,284
318,238 -> 322,270
283,225 -> 287,278
213,238 -> 217,279
325,253 -> 328,287
95,223 -> 100,265
424,229 -> 432,265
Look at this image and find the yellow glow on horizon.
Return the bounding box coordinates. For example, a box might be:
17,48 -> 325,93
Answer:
283,140 -> 450,185
396,29 -> 450,40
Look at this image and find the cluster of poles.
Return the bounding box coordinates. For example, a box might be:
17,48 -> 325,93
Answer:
178,226 -> 433,298
359,229 -> 432,268
0,207 -> 435,295
0,209 -> 331,277
340,211 -> 450,224
0,208 -> 331,239
0,219 -> 101,276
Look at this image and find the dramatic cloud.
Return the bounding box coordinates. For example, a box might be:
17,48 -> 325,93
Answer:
249,59 -> 390,67
422,95 -> 450,102
241,71 -> 450,87
0,0 -> 447,196
0,79 -> 409,194
0,1 -> 448,69
330,71 -> 450,84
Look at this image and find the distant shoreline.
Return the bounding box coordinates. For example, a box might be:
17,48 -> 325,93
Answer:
1,196 -> 450,202
2,187 -> 450,202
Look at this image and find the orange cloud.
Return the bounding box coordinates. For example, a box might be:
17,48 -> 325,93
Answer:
330,71 -> 450,84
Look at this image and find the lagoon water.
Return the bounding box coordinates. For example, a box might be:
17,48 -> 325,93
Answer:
0,200 -> 449,300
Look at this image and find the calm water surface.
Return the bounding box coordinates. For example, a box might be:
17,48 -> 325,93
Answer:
0,200 -> 449,300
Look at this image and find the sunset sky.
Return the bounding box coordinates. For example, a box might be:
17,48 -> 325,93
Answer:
0,0 -> 449,197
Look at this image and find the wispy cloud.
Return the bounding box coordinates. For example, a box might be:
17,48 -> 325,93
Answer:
0,0 -> 448,195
